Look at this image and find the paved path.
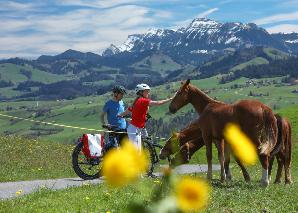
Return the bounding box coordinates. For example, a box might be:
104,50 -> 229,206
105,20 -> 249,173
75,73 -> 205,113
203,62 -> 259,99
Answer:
0,164 -> 220,200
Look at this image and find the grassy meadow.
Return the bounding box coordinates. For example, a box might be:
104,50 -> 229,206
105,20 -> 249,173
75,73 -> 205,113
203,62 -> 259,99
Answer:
0,76 -> 297,212
0,134 -> 297,212
0,75 -> 297,143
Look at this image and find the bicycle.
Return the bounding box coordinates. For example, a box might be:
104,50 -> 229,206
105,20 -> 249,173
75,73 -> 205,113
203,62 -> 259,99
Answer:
72,124 -> 164,180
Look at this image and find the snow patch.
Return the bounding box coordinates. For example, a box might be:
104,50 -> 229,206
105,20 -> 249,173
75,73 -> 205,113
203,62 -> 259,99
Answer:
225,36 -> 239,44
190,49 -> 208,54
285,39 -> 298,43
118,35 -> 141,52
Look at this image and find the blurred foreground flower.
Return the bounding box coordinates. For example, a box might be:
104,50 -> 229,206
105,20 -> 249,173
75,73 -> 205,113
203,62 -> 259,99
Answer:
102,140 -> 149,187
175,176 -> 210,212
224,123 -> 257,166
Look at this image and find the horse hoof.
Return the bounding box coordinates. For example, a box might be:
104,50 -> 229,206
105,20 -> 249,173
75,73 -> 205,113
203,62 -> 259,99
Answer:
285,179 -> 293,184
244,178 -> 251,183
260,180 -> 269,187
226,176 -> 232,182
274,179 -> 281,184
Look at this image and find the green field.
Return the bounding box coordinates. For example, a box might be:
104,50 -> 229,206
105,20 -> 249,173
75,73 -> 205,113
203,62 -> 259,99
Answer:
0,105 -> 297,212
0,76 -> 297,143
0,63 -> 70,84
0,77 -> 297,212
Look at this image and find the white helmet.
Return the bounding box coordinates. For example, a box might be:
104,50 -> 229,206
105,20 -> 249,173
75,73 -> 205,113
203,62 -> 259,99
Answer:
135,83 -> 150,94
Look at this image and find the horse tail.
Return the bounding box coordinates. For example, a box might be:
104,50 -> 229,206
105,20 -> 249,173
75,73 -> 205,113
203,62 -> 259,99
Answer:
270,114 -> 283,156
284,118 -> 292,168
259,109 -> 277,155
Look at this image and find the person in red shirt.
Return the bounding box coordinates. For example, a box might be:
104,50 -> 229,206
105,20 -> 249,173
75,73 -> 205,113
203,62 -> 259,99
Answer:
119,83 -> 174,150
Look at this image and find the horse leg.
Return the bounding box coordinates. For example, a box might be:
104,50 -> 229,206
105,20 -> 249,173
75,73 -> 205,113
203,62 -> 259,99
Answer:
285,130 -> 292,184
204,137 -> 213,180
234,156 -> 251,182
223,142 -> 232,182
284,151 -> 293,184
216,139 -> 226,183
259,154 -> 270,186
274,155 -> 283,184
268,156 -> 274,182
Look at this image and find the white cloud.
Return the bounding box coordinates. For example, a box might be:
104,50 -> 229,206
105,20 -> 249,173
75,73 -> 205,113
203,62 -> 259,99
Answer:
0,1 -> 36,11
171,8 -> 219,29
197,8 -> 219,18
0,3 -> 172,58
57,0 -> 139,9
254,11 -> 298,25
266,24 -> 298,33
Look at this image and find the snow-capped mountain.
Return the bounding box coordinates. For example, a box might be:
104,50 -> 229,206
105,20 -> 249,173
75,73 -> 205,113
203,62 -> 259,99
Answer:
103,18 -> 292,64
271,32 -> 298,53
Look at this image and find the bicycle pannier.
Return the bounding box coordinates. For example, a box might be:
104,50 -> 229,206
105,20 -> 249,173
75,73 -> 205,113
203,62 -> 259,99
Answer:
82,134 -> 104,158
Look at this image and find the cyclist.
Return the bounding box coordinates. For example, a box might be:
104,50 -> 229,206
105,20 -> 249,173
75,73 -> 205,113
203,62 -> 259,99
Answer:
118,83 -> 174,151
100,85 -> 127,150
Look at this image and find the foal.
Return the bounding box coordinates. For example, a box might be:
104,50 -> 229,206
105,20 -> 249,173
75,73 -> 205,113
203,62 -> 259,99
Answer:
159,119 -> 251,182
169,80 -> 277,186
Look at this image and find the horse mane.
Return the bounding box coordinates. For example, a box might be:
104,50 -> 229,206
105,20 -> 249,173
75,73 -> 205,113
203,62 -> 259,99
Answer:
189,84 -> 225,105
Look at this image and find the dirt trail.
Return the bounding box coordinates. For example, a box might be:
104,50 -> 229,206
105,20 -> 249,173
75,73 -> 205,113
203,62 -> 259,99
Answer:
0,164 -> 220,200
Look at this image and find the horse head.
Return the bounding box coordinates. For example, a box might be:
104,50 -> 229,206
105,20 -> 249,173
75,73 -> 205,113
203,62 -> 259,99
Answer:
169,79 -> 191,114
159,132 -> 181,160
168,142 -> 191,167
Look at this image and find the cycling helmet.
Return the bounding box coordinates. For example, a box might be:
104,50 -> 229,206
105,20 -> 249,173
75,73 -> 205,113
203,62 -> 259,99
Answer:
135,83 -> 150,94
112,85 -> 126,94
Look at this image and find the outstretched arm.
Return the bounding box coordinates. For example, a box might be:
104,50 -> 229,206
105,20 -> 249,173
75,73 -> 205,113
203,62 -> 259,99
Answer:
149,96 -> 174,106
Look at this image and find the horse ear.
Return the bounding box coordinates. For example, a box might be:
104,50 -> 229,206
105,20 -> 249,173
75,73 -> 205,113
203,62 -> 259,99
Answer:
186,79 -> 190,85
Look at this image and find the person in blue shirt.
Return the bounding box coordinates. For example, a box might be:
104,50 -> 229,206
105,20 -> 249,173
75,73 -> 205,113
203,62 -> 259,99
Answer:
100,85 -> 127,150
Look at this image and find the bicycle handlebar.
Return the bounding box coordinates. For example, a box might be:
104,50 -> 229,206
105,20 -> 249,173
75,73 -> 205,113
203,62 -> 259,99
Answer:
102,124 -> 119,130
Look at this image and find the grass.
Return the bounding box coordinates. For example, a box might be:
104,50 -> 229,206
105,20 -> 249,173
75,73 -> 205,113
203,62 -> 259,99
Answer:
0,63 -> 69,84
230,57 -> 269,71
0,135 -> 76,182
0,75 -> 297,143
0,155 -> 297,212
131,53 -> 182,76
0,101 -> 297,212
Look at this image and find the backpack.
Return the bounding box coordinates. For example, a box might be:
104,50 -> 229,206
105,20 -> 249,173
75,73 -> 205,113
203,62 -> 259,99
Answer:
82,134 -> 104,158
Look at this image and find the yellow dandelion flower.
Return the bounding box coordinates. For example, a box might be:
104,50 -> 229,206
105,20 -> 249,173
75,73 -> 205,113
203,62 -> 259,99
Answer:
175,177 -> 210,212
223,123 -> 257,166
121,140 -> 149,173
16,190 -> 23,196
102,149 -> 137,187
102,140 -> 149,187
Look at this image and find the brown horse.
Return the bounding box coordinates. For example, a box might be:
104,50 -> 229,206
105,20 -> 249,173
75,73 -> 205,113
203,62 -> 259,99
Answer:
169,80 -> 277,186
159,119 -> 251,182
269,114 -> 292,184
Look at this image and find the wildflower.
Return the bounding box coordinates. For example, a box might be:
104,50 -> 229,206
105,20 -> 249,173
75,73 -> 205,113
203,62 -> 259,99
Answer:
84,196 -> 90,200
16,190 -> 23,196
175,176 -> 210,212
82,182 -> 90,186
102,140 -> 148,187
122,140 -> 148,173
223,123 -> 257,166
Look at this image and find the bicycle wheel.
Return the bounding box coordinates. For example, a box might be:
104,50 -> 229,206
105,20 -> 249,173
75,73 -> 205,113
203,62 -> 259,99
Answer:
142,140 -> 158,176
72,142 -> 101,180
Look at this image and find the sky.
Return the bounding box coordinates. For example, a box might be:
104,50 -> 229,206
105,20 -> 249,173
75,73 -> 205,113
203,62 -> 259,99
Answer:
1,0 -> 298,59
